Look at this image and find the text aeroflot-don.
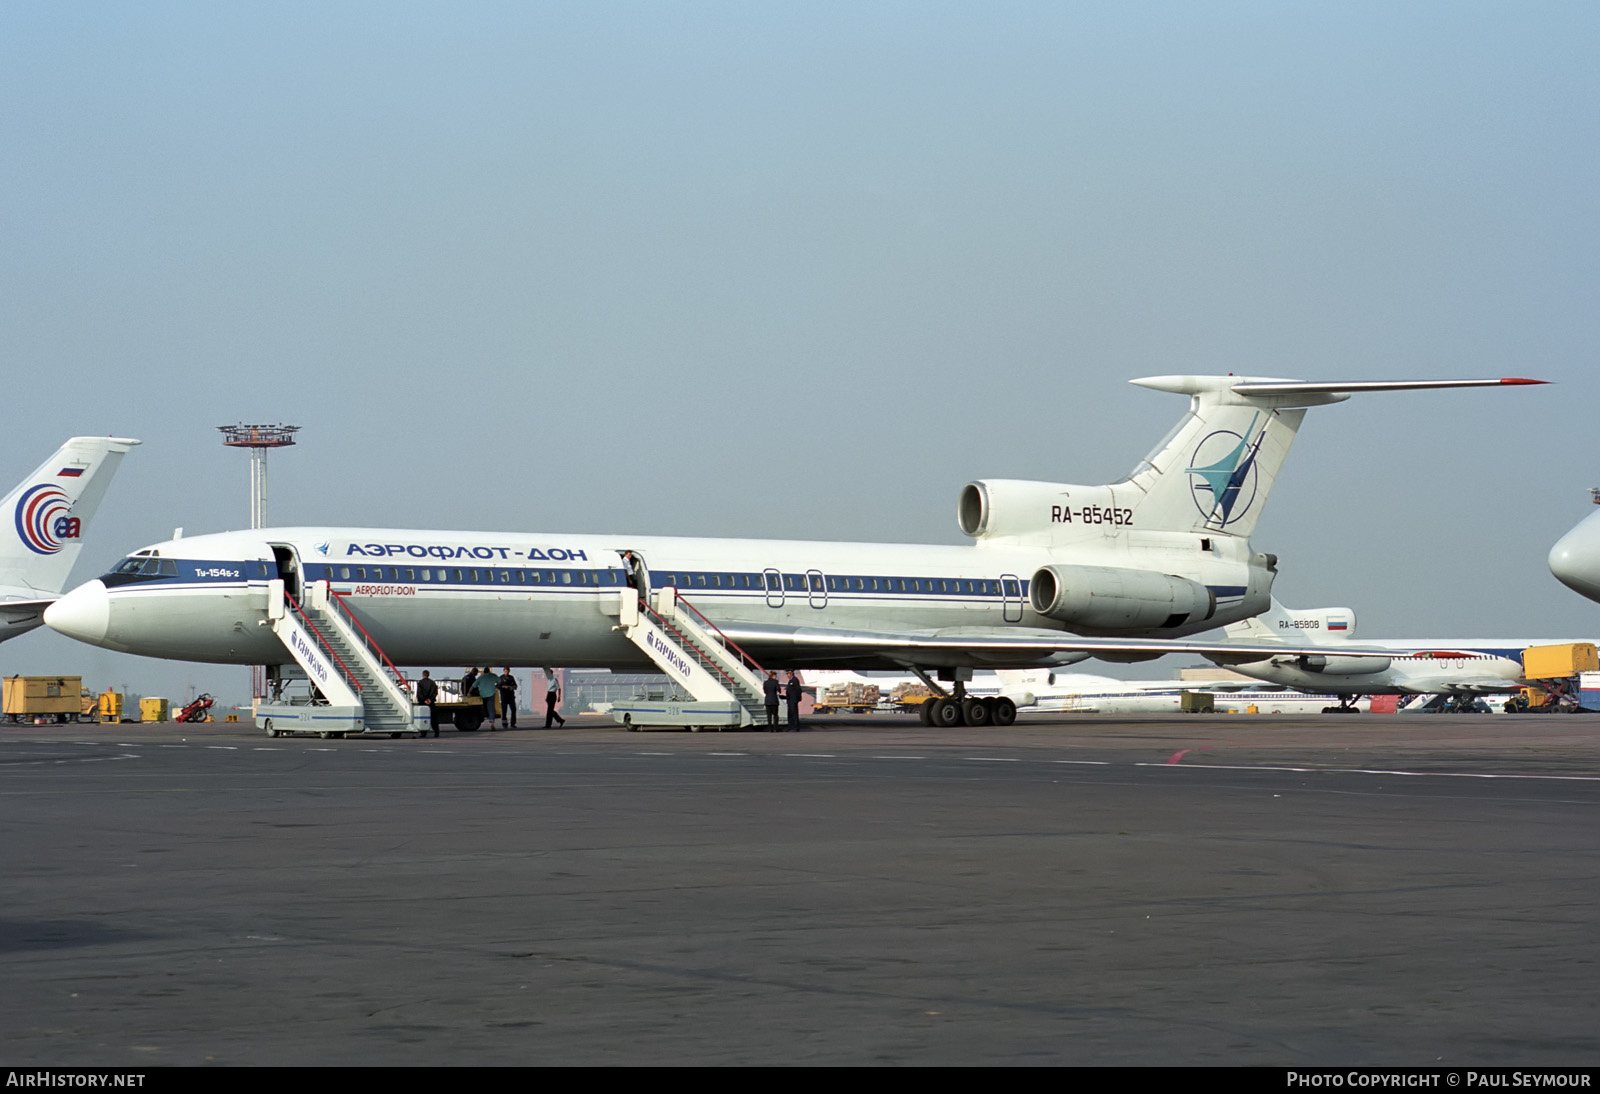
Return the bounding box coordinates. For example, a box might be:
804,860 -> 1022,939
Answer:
44,376 -> 1540,712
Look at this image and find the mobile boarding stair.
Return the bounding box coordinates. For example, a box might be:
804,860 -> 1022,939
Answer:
607,588 -> 770,730
256,579 -> 426,738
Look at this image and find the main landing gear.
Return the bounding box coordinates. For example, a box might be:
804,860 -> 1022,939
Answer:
1319,696 -> 1364,714
915,679 -> 1018,727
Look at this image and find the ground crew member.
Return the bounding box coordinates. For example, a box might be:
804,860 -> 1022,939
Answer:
416,670 -> 440,737
763,670 -> 781,729
497,669 -> 519,730
545,674 -> 566,728
785,670 -> 803,731
474,667 -> 499,729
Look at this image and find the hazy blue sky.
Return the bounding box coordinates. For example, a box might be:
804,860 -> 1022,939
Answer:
2,2 -> 1596,705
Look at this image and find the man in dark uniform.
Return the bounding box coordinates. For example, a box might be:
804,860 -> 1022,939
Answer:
497,669 -> 519,729
416,670 -> 440,737
784,670 -> 803,732
763,670 -> 781,730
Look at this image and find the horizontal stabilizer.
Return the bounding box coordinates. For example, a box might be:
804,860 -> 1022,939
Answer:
1231,378 -> 1547,395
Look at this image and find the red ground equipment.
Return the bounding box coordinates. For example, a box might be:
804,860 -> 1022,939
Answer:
175,693 -> 215,723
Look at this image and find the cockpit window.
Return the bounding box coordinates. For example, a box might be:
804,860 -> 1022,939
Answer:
104,555 -> 177,584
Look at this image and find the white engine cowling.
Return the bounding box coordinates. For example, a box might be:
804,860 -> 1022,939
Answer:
958,480 -> 1073,539
1029,564 -> 1215,631
1297,654 -> 1392,675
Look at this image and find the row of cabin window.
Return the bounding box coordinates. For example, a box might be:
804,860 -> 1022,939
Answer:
312,564 -> 1020,597
655,573 -> 1021,596
110,560 -> 1022,597
321,566 -> 624,586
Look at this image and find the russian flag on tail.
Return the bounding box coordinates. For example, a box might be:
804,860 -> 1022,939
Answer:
57,467 -> 84,477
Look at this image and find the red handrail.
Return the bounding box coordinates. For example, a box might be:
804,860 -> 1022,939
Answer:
284,593 -> 363,693
327,586 -> 414,699
639,596 -> 747,696
673,594 -> 766,676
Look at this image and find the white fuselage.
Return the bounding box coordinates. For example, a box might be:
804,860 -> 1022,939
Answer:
1228,641 -> 1562,696
45,525 -> 1261,671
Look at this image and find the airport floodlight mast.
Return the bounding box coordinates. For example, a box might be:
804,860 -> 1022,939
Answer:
219,424 -> 299,701
218,424 -> 299,530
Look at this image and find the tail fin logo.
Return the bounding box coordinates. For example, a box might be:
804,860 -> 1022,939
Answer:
15,484 -> 79,555
1186,413 -> 1267,528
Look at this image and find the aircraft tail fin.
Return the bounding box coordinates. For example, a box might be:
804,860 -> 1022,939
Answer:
1118,376 -> 1544,539
959,376 -> 1540,545
0,437 -> 141,595
1223,597 -> 1357,643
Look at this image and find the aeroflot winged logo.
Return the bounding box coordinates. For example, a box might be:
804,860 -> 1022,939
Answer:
1186,413 -> 1267,528
14,484 -> 80,555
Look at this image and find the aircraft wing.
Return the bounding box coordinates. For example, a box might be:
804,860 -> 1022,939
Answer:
713,620 -> 1395,671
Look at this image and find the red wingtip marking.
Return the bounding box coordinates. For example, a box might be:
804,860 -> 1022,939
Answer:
1500,377 -> 1550,385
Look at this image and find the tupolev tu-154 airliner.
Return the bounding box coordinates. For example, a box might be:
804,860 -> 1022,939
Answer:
43,376 -> 1540,729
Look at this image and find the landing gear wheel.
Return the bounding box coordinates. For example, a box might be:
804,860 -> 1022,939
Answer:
991,697 -> 1017,726
918,700 -> 934,726
928,698 -> 962,728
962,698 -> 990,726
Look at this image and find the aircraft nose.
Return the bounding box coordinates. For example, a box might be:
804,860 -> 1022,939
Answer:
1549,511 -> 1600,604
44,579 -> 111,646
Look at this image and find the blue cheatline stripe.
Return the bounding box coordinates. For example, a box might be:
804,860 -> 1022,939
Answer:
121,560 -> 1045,605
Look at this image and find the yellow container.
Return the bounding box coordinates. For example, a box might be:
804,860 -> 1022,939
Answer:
98,691 -> 126,724
140,697 -> 169,722
1522,643 -> 1600,680
3,676 -> 83,718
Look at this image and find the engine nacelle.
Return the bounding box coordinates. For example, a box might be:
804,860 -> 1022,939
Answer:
1297,654 -> 1392,676
959,479 -> 1083,540
1029,564 -> 1215,631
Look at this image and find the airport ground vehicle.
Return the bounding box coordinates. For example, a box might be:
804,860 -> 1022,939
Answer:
3,675 -> 94,723
889,682 -> 933,713
1505,643 -> 1599,713
813,681 -> 880,714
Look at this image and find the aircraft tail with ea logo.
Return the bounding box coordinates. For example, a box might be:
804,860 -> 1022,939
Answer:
958,376 -> 1544,548
0,436 -> 142,597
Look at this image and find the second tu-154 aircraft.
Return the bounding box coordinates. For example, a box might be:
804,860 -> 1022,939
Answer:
44,375 -> 1539,729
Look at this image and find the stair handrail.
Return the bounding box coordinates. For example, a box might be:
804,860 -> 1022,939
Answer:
326,585 -> 415,699
284,592 -> 363,694
638,596 -> 748,697
673,594 -> 766,677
